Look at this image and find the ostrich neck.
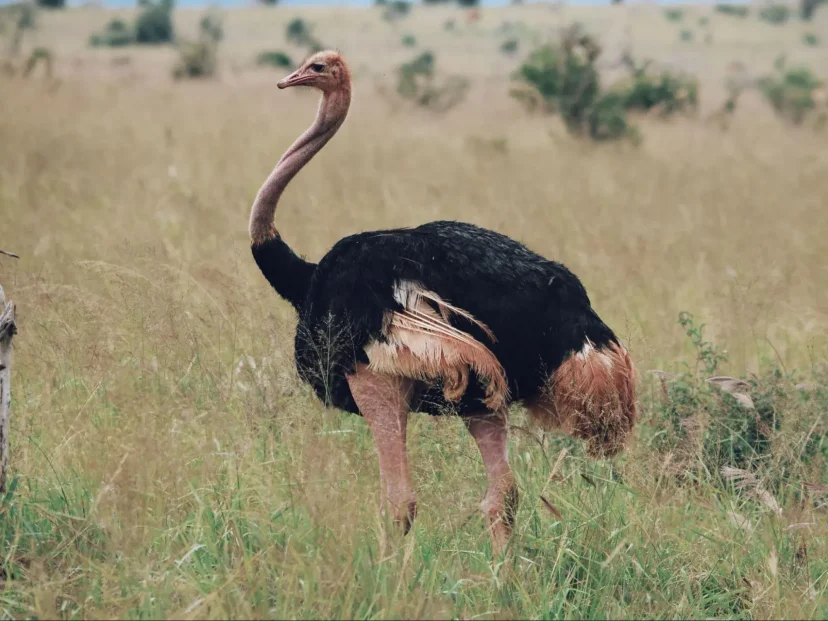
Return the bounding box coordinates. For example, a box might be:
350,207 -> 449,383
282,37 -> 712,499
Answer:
249,87 -> 351,245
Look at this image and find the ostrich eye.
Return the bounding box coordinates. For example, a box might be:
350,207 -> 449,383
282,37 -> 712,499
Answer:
311,63 -> 325,73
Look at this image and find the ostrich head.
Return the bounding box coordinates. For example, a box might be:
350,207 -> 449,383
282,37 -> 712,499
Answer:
277,51 -> 351,94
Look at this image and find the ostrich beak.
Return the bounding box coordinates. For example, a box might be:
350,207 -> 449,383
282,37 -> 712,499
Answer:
277,70 -> 315,89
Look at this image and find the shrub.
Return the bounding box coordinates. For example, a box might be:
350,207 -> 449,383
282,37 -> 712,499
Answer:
395,51 -> 469,112
715,3 -> 748,17
173,40 -> 216,79
382,0 -> 411,22
680,28 -> 694,42
199,11 -> 223,43
510,26 -> 630,140
172,8 -> 221,79
89,18 -> 134,47
664,8 -> 683,22
135,2 -> 174,44
259,0 -> 278,5
759,58 -> 823,124
457,0 -> 480,6
801,0 -> 826,20
256,50 -> 292,69
35,0 -> 64,8
803,32 -> 819,46
401,33 -> 416,47
286,17 -> 322,52
500,37 -> 519,55
759,4 -> 790,24
620,62 -> 699,115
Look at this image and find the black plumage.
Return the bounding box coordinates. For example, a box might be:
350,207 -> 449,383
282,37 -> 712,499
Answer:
252,220 -> 620,416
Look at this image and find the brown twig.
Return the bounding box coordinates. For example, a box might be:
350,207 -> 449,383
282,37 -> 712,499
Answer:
0,250 -> 20,260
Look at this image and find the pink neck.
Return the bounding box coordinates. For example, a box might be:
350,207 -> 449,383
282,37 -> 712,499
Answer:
249,87 -> 351,245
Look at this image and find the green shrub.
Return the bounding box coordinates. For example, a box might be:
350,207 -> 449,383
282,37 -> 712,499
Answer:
803,32 -> 819,46
395,51 -> 469,112
510,26 -> 627,140
256,50 -> 293,69
715,3 -> 749,17
680,28 -> 694,42
89,18 -> 134,47
664,8 -> 683,22
135,2 -> 174,44
173,40 -> 216,79
759,58 -> 823,124
199,10 -> 223,43
35,0 -> 63,8
801,0 -> 826,20
457,0 -> 480,6
759,4 -> 790,24
620,62 -> 699,115
286,17 -> 322,52
382,0 -> 411,22
401,33 -> 416,47
500,37 -> 519,55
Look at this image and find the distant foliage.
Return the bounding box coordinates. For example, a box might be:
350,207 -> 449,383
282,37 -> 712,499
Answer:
35,0 -> 64,8
172,8 -> 222,79
759,57 -> 824,124
801,0 -> 826,20
89,19 -> 134,47
259,0 -> 279,5
759,4 -> 790,24
621,61 -> 698,115
715,3 -> 749,17
256,50 -> 293,69
401,33 -> 416,47
382,1 -> 411,22
679,28 -> 694,42
698,16 -> 709,26
286,18 -> 323,52
664,8 -> 683,22
457,0 -> 480,6
803,32 -> 819,46
135,1 -> 174,44
1,1 -> 37,59
500,38 -> 518,55
510,25 -> 631,141
395,51 -> 469,112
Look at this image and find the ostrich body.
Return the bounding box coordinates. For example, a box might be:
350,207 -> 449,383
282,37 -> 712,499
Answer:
250,51 -> 637,552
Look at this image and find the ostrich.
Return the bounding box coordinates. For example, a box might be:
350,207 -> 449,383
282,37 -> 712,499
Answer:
249,51 -> 637,552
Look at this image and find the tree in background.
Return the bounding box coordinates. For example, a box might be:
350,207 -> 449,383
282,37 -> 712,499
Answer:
36,0 -> 65,9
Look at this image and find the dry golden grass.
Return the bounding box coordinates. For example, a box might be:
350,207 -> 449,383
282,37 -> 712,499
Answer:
0,4 -> 827,619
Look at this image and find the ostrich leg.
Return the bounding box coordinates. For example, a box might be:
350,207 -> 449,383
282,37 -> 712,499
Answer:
465,411 -> 518,555
347,365 -> 417,533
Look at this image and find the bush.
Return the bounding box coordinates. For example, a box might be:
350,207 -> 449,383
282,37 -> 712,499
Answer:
715,3 -> 749,17
395,51 -> 469,112
759,4 -> 790,24
256,50 -> 292,69
457,0 -> 480,6
286,17 -> 322,52
500,37 -> 519,55
803,32 -> 819,46
135,2 -> 174,44
89,18 -> 134,47
620,62 -> 698,115
801,0 -> 826,20
35,0 -> 63,8
680,28 -> 694,42
664,8 -> 683,21
382,0 -> 411,22
173,40 -> 216,79
759,58 -> 823,124
199,11 -> 223,43
510,26 -> 631,140
401,33 -> 416,47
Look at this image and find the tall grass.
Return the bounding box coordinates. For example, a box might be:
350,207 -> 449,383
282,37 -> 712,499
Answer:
0,5 -> 827,617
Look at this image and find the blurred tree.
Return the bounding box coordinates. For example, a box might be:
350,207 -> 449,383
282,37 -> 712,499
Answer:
36,0 -> 65,8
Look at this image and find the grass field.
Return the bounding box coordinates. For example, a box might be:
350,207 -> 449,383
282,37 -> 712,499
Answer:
1,3 -> 827,618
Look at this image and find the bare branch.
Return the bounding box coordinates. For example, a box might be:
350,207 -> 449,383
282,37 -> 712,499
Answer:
0,249 -> 20,259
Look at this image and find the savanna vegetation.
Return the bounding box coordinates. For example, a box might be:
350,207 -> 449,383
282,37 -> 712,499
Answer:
0,2 -> 826,618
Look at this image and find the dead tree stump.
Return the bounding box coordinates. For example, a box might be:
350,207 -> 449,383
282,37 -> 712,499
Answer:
0,285 -> 17,495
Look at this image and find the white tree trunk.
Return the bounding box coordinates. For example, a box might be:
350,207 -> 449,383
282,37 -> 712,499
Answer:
0,285 -> 16,494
